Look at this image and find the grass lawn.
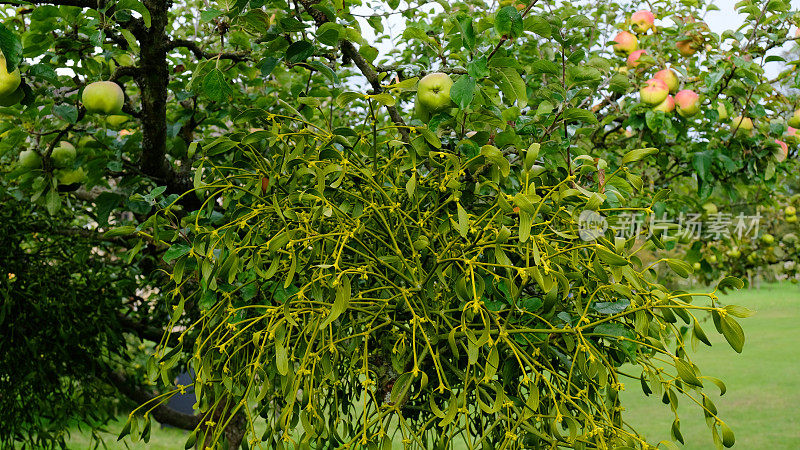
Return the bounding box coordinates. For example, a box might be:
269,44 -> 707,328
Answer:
620,282 -> 800,449
68,283 -> 800,449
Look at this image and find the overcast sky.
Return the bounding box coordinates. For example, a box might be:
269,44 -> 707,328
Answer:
354,0 -> 800,72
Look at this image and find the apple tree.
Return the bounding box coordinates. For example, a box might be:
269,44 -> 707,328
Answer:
0,0 -> 798,449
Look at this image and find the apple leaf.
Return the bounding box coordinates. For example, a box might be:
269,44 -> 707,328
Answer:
260,57 -> 280,77
449,75 -> 476,110
202,69 -> 233,102
0,23 -> 22,72
494,6 -> 523,38
316,22 -> 343,46
494,67 -> 528,108
116,0 -> 152,28
457,16 -> 476,51
286,41 -> 315,63
692,151 -> 712,180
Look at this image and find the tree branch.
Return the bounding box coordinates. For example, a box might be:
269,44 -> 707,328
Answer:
0,0 -> 101,7
107,371 -> 202,431
165,39 -> 250,62
296,0 -> 410,142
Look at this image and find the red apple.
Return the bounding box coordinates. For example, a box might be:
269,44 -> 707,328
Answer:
626,49 -> 649,69
653,95 -> 675,113
612,31 -> 638,56
630,10 -> 655,34
639,78 -> 669,105
653,68 -> 679,93
786,126 -> 799,145
675,90 -> 700,117
775,139 -> 789,162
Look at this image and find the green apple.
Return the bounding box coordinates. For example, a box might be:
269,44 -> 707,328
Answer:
787,215 -> 798,224
652,95 -> 674,113
51,141 -> 76,168
692,262 -> 702,271
726,247 -> 740,258
82,81 -> 124,114
786,206 -> 796,216
612,31 -> 638,55
788,109 -> 800,128
18,149 -> 41,169
653,68 -> 679,93
639,78 -> 669,105
761,233 -> 775,244
630,10 -> 655,34
675,89 -> 700,117
0,86 -> 24,106
416,73 -> 454,116
55,167 -> 86,185
702,202 -> 718,215
106,114 -> 129,128
0,54 -> 21,98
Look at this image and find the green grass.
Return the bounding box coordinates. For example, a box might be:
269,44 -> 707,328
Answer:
68,283 -> 800,449
620,282 -> 800,449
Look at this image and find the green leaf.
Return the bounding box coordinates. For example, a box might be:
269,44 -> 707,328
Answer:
200,8 -> 223,22
307,60 -> 339,85
275,341 -> 288,376
117,416 -> 132,441
319,275 -> 350,329
286,41 -> 315,63
104,226 -> 137,238
163,244 -> 191,263
316,22 -> 343,46
692,151 -> 712,180
494,6 -> 523,38
622,148 -> 658,164
717,276 -> 744,290
526,16 -> 551,37
260,57 -> 280,76
53,104 -> 78,124
675,358 -> 703,387
0,23 -> 23,71
596,246 -> 628,266
724,304 -> 755,318
530,59 -> 559,75
494,67 -> 528,108
449,75 -> 476,110
720,315 -> 745,353
720,422 -> 735,448
45,188 -> 61,215
592,298 -> 630,314
458,16 -> 476,51
456,202 -> 469,238
666,259 -> 692,277
117,0 -> 152,28
480,145 -> 510,177
693,320 -> 712,346
563,108 -> 598,124
202,69 -> 233,102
